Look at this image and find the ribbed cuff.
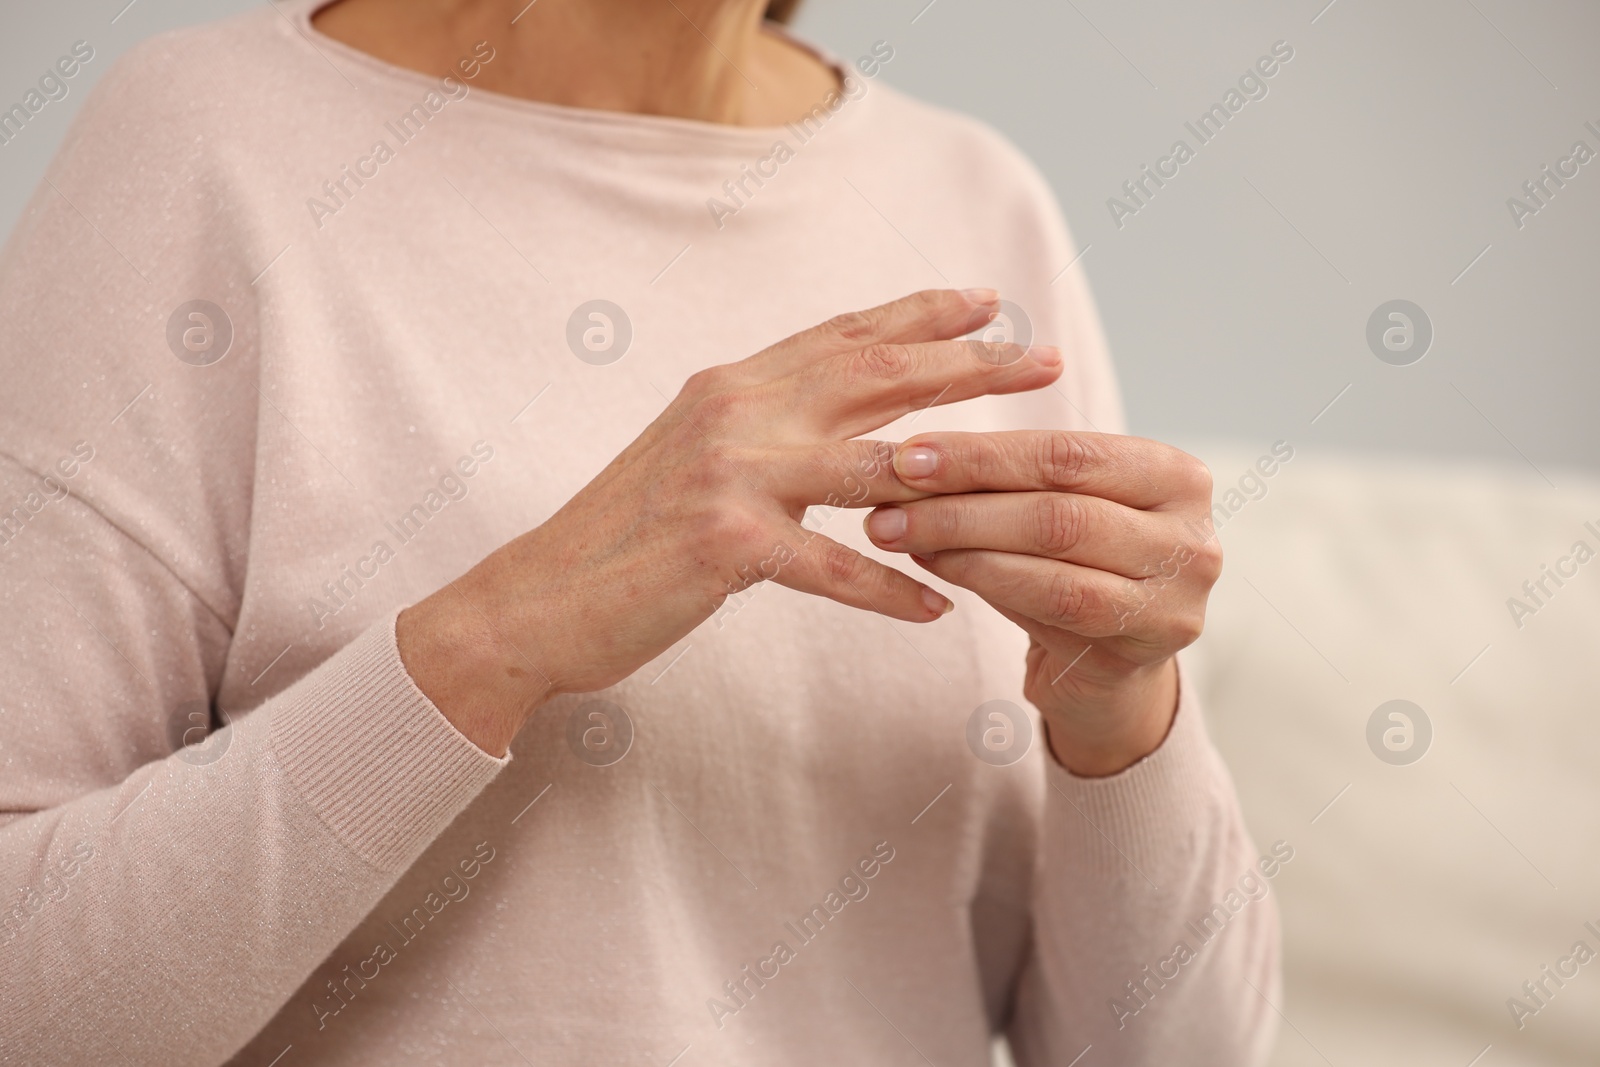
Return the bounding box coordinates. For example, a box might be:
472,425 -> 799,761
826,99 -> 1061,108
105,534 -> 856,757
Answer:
270,609 -> 509,871
1044,656 -> 1229,876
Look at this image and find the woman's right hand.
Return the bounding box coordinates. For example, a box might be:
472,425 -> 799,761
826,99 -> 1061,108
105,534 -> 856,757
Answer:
397,288 -> 1063,754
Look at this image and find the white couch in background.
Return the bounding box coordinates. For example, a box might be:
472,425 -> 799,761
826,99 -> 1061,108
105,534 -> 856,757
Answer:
1189,444 -> 1600,1067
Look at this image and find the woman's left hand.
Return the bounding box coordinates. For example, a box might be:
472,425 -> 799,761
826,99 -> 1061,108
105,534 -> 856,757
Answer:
863,430 -> 1222,777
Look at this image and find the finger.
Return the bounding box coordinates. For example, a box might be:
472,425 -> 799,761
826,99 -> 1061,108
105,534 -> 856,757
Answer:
913,549 -> 1137,639
696,440 -> 936,524
864,492 -> 1182,577
770,339 -> 1063,440
772,440 -> 936,510
738,288 -> 1003,382
774,527 -> 954,622
891,431 -> 1210,511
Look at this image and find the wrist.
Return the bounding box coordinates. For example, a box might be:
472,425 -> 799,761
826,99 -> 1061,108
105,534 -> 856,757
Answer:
395,584 -> 553,757
1039,657 -> 1178,777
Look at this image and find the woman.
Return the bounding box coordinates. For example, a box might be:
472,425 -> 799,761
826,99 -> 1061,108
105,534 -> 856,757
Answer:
0,0 -> 1279,1063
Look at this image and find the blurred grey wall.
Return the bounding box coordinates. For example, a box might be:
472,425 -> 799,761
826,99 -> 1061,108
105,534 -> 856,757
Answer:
4,0 -> 1596,477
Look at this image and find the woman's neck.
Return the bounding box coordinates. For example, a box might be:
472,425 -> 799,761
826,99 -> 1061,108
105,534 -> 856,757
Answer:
310,0 -> 840,126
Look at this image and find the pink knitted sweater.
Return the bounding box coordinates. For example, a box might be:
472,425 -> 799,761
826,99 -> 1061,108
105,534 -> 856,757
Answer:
0,3 -> 1279,1064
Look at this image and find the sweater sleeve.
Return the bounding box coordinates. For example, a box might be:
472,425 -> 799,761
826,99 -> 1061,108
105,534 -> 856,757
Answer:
993,154 -> 1282,1065
1005,669 -> 1283,1066
0,37 -> 508,1067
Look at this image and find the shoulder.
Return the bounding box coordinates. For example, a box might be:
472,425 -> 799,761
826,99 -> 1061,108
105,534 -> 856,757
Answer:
843,78 -> 1074,277
64,6 -> 310,159
93,6 -> 296,98
839,78 -> 1120,428
29,6 -> 346,277
839,78 -> 1078,302
855,80 -> 1064,225
0,12 -> 297,605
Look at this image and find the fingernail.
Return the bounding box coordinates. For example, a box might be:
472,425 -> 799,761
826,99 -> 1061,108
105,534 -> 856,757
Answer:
960,287 -> 999,305
921,587 -> 954,615
865,506 -> 907,543
896,445 -> 938,480
1028,345 -> 1062,367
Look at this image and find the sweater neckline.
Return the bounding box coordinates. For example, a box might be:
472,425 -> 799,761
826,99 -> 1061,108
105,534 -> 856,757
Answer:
289,0 -> 872,153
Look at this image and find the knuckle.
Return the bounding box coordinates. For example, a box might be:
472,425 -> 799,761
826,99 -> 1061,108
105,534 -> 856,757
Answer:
1181,454 -> 1214,497
679,366 -> 726,404
1044,571 -> 1090,624
854,342 -> 915,381
1036,495 -> 1086,556
1038,432 -> 1092,489
822,541 -> 868,586
911,289 -> 951,319
689,386 -> 750,428
826,307 -> 884,344
1194,537 -> 1224,582
1170,611 -> 1206,648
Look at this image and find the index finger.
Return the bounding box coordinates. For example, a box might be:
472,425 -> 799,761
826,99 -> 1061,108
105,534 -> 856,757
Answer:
890,430 -> 1210,511
771,339 -> 1062,441
735,288 -> 1002,383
